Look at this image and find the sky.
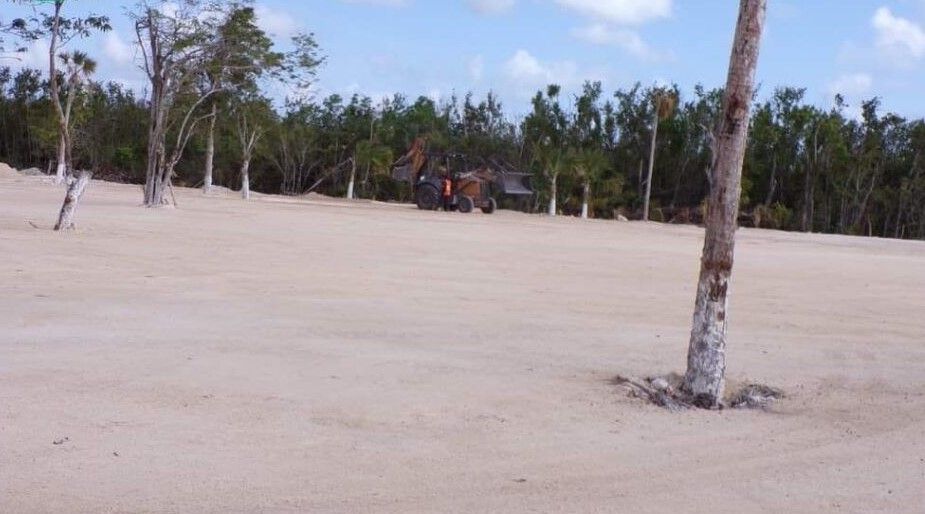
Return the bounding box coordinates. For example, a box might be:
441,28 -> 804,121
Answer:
4,0 -> 925,118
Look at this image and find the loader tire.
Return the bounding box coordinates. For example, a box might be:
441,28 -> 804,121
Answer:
416,184 -> 440,210
481,197 -> 497,214
458,195 -> 474,213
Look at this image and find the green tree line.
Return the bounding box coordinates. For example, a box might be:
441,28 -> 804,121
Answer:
2,2 -> 924,239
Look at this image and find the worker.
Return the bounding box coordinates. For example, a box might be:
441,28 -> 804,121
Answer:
442,174 -> 453,211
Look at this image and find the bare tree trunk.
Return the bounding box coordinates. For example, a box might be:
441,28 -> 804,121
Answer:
637,159 -> 644,199
800,163 -> 813,232
203,102 -> 217,194
801,130 -> 819,232
547,174 -> 557,216
48,2 -> 70,186
347,154 -> 356,199
241,159 -> 251,200
683,0 -> 766,408
643,109 -> 659,221
764,157 -> 777,206
581,180 -> 590,219
54,170 -> 91,231
54,135 -> 67,183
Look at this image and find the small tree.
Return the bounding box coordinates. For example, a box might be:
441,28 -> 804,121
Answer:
22,0 -> 110,184
569,148 -> 610,219
536,143 -> 567,216
355,138 -> 393,197
683,0 -> 767,408
232,96 -> 273,199
643,88 -> 677,221
201,3 -> 284,194
52,50 -> 96,183
523,85 -> 568,216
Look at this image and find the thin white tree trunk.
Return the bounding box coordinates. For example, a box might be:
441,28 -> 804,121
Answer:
643,110 -> 659,221
48,3 -> 69,188
581,180 -> 590,219
54,170 -> 91,231
346,156 -> 356,199
548,175 -> 557,216
683,0 -> 767,408
54,139 -> 67,184
241,159 -> 251,200
203,103 -> 217,194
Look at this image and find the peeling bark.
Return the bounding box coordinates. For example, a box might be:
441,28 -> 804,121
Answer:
54,170 -> 91,231
683,0 -> 766,408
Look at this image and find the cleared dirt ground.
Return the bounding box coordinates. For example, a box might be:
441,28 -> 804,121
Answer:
2,169 -> 924,513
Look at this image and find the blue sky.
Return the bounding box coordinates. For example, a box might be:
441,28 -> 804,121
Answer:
5,1 -> 925,118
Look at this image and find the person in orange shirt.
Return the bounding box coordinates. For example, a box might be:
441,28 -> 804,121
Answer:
442,174 -> 453,211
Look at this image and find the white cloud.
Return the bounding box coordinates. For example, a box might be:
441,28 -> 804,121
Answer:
103,31 -> 133,65
555,0 -> 671,25
467,0 -> 515,15
0,38 -> 49,73
872,7 -> 925,61
828,73 -> 873,98
468,55 -> 484,81
506,50 -> 546,80
571,23 -> 670,61
256,5 -> 300,37
504,49 -> 580,90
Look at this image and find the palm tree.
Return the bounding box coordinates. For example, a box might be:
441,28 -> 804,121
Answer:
53,50 -> 97,184
684,0 -> 767,408
355,140 -> 393,198
643,88 -> 677,221
535,141 -> 567,216
569,148 -> 610,219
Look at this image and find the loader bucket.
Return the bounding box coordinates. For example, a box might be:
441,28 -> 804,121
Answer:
495,172 -> 533,196
391,164 -> 414,184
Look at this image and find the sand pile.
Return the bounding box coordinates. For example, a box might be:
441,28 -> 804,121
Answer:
0,162 -> 19,179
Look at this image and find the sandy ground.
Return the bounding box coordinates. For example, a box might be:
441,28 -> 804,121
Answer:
2,168 -> 924,513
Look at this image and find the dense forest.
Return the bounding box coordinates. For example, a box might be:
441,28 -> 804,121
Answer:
2,1 -> 924,239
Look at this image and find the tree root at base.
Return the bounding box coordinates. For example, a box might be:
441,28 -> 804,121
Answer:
612,374 -> 784,411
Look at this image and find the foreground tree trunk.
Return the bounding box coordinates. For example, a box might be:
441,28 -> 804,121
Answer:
683,0 -> 767,408
54,170 -> 91,230
241,159 -> 250,200
643,108 -> 659,221
203,103 -> 217,194
581,180 -> 590,219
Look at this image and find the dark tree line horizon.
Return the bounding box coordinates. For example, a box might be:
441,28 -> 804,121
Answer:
1,6 -> 923,239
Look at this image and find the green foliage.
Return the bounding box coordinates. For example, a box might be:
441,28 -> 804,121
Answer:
2,5 -> 925,238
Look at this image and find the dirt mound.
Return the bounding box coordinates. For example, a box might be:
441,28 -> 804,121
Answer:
0,162 -> 19,179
